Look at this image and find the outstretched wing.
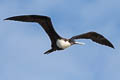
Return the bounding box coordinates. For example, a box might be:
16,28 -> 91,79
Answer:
70,32 -> 114,48
4,15 -> 61,47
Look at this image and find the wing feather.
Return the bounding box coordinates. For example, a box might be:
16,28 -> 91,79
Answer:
4,15 -> 61,47
70,32 -> 114,48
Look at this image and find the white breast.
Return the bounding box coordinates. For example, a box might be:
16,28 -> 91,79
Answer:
56,39 -> 71,49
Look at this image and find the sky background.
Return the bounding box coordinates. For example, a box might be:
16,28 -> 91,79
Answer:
0,0 -> 120,80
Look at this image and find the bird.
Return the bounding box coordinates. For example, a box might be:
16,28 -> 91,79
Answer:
4,15 -> 114,54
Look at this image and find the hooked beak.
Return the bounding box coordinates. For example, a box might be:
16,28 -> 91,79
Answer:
74,42 -> 85,45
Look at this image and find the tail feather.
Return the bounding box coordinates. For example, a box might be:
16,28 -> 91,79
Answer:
44,49 -> 56,54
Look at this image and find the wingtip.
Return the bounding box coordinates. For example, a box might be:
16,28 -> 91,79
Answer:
109,44 -> 115,49
111,46 -> 115,49
3,18 -> 7,20
4,17 -> 11,21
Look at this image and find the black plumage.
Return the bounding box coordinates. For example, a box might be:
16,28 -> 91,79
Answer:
4,15 -> 114,54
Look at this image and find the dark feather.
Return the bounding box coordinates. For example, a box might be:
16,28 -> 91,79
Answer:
4,15 -> 61,48
70,32 -> 114,48
44,48 -> 56,54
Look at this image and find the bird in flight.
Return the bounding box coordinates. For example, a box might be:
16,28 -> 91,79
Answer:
4,15 -> 114,54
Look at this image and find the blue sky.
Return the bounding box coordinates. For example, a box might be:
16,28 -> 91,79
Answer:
0,0 -> 120,80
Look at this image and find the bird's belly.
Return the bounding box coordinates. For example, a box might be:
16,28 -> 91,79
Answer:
56,39 -> 71,49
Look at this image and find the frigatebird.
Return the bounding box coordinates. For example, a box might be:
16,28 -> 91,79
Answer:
4,15 -> 114,54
